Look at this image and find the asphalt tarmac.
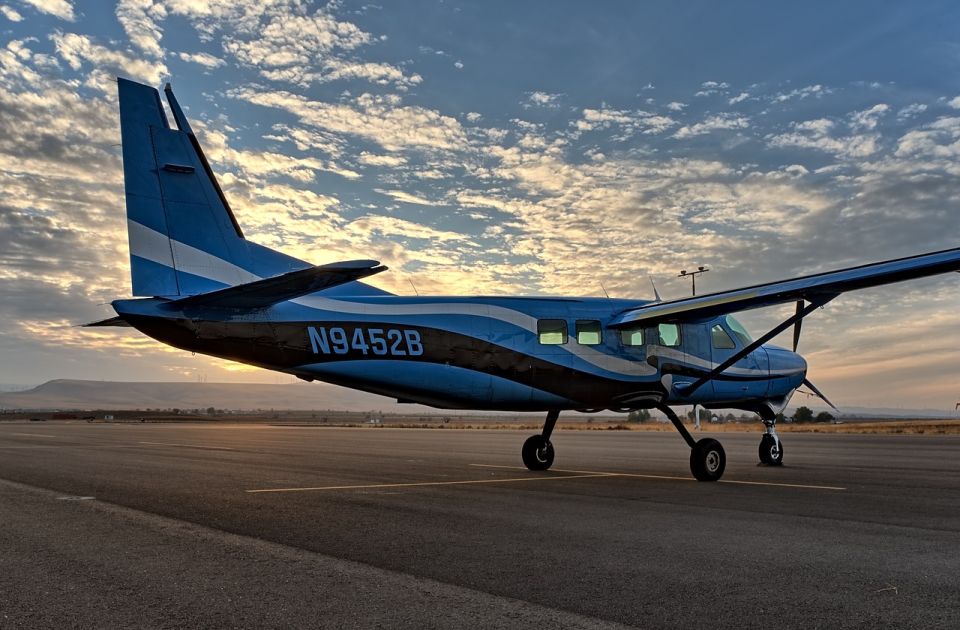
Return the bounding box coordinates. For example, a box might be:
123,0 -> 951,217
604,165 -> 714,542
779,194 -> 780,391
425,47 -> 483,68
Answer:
1,422 -> 958,629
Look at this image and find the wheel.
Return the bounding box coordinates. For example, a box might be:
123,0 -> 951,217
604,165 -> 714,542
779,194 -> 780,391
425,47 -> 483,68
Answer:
521,434 -> 555,471
690,438 -> 726,482
759,434 -> 783,466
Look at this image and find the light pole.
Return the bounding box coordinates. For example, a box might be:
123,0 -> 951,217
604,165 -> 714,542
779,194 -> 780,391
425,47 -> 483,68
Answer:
679,266 -> 710,430
678,266 -> 710,296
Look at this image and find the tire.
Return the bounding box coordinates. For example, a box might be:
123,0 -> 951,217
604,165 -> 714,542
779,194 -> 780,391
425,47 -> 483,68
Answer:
759,434 -> 784,466
690,438 -> 726,481
521,434 -> 555,471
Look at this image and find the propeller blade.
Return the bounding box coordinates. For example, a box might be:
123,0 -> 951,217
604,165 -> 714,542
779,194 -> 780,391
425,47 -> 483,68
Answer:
802,378 -> 839,411
792,300 -> 804,351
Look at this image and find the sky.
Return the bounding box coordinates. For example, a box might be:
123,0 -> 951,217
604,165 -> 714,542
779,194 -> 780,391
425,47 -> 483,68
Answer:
0,0 -> 958,409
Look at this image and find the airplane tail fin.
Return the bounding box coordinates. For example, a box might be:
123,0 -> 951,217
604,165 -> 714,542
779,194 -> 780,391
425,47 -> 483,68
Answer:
117,77 -> 388,297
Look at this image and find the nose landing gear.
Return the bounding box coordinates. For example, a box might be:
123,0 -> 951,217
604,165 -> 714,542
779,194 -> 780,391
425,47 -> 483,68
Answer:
759,411 -> 784,466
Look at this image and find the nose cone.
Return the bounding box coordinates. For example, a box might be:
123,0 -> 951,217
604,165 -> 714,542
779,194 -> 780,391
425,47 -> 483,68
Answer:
765,345 -> 808,390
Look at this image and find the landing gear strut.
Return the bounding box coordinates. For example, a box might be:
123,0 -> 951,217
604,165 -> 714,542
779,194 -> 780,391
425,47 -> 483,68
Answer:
522,409 -> 558,471
758,409 -> 783,466
656,404 -> 726,481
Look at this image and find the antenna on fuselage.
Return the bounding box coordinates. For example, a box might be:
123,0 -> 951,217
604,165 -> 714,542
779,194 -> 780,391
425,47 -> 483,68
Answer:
408,278 -> 420,296
599,282 -> 610,299
649,277 -> 662,303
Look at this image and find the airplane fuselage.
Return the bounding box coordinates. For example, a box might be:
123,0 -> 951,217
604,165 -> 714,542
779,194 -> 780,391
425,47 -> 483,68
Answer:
114,294 -> 807,413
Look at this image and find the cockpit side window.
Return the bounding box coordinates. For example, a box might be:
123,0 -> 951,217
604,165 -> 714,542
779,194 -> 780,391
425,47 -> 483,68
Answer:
711,324 -> 736,349
724,315 -> 753,346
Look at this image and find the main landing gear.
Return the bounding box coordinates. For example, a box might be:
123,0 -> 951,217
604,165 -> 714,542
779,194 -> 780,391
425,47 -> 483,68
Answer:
758,409 -> 784,466
656,404 -> 726,481
521,409 -> 558,471
521,407 -> 727,481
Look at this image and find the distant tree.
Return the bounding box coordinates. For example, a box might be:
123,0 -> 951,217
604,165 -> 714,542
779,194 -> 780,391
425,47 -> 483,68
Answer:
815,411 -> 835,423
636,408 -> 651,423
793,406 -> 814,423
698,408 -> 711,423
725,413 -> 736,423
775,412 -> 786,423
206,406 -> 216,416
686,408 -> 696,421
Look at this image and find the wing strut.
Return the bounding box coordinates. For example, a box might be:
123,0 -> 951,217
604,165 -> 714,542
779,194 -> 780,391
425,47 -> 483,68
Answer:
677,296 -> 835,397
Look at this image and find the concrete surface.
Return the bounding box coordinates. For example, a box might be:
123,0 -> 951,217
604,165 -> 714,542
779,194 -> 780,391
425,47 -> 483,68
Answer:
1,422 -> 958,628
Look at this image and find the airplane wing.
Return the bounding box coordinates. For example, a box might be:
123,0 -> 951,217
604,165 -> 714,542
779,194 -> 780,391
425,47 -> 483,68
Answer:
610,246 -> 960,327
165,260 -> 387,310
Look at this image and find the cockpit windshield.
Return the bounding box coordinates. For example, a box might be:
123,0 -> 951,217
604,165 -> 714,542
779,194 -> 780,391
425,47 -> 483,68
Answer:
724,315 -> 753,346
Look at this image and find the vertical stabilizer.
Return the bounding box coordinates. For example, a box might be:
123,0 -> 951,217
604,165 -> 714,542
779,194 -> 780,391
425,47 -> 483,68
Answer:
117,77 -> 391,298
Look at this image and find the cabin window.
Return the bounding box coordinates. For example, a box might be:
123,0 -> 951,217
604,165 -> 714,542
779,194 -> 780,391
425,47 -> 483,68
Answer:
711,324 -> 736,349
576,320 -> 602,345
620,327 -> 644,347
537,319 -> 568,345
658,323 -> 681,347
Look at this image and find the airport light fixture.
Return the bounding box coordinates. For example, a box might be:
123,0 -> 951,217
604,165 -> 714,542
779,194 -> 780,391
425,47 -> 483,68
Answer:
678,266 -> 710,296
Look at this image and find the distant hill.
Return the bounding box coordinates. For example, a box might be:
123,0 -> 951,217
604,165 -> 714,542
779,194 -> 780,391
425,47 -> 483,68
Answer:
0,379 -> 432,413
1,379 -> 956,419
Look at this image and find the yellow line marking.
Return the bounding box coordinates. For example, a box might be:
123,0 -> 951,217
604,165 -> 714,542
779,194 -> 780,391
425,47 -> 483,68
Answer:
246,473 -> 612,494
469,464 -> 846,491
11,433 -> 60,438
138,441 -> 235,451
718,478 -> 846,491
0,445 -> 61,449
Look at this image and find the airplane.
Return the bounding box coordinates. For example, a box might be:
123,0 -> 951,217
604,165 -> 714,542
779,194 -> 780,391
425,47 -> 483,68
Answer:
88,77 -> 960,482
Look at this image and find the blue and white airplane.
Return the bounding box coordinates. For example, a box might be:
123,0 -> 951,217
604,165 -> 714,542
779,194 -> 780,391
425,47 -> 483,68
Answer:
90,78 -> 960,481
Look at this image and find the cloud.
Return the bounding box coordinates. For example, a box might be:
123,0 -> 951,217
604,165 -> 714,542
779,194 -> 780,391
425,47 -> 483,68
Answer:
770,84 -> 827,103
349,215 -> 471,242
231,87 -> 469,153
18,0 -> 73,21
767,117 -> 880,158
525,91 -> 562,108
665,101 -> 686,111
728,91 -> 749,105
454,60 -> 463,69
947,95 -> 960,109
1,5 -> 23,21
358,152 -> 407,167
673,114 -> 749,139
116,0 -> 166,58
896,103 -> 927,120
195,3 -> 421,88
374,188 -> 442,206
695,80 -> 730,96
177,51 -> 224,68
574,107 -> 675,136
51,32 -> 168,87
849,103 -> 889,130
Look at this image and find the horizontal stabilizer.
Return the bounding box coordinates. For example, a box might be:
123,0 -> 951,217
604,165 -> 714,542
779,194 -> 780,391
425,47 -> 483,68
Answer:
165,260 -> 387,310
611,246 -> 960,327
82,316 -> 132,327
